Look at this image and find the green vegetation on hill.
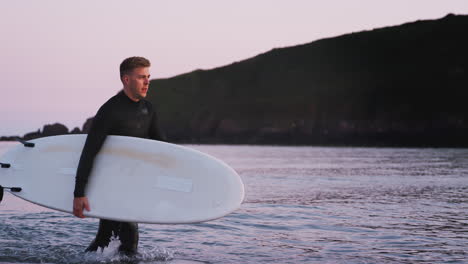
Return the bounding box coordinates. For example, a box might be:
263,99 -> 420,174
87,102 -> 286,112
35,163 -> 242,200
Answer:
147,14 -> 468,146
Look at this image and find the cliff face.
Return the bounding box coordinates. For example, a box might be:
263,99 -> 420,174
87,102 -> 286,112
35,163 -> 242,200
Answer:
146,14 -> 468,146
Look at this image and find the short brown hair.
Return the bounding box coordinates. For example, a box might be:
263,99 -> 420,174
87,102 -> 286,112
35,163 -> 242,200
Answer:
119,56 -> 151,79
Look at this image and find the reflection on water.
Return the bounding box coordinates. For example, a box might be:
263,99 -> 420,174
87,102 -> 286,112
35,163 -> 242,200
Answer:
1,143 -> 467,263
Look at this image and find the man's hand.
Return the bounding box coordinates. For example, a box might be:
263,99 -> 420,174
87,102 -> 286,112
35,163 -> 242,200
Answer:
73,197 -> 90,218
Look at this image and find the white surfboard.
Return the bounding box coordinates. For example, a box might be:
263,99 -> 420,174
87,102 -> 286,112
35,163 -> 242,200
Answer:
0,135 -> 244,224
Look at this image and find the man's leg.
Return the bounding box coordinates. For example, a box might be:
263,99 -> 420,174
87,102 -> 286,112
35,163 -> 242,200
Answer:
118,222 -> 139,255
85,219 -> 120,252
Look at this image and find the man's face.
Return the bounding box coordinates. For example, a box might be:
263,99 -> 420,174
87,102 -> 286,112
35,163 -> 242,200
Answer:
123,67 -> 150,101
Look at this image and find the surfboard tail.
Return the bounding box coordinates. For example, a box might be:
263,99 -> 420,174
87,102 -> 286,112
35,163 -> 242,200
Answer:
1,161 -> 19,197
0,139 -> 30,205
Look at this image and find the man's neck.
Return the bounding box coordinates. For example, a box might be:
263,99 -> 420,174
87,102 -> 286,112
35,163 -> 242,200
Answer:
122,89 -> 140,102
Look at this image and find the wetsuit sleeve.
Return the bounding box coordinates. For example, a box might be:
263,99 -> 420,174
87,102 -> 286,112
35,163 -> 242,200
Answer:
73,106 -> 112,197
149,109 -> 166,141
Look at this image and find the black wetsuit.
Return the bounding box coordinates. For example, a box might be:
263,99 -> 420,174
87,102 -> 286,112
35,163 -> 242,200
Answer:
74,91 -> 164,254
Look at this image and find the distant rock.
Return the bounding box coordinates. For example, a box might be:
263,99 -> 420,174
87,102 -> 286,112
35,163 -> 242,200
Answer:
21,123 -> 69,140
70,127 -> 81,134
0,136 -> 20,141
42,123 -> 69,137
0,123 -> 85,142
23,129 -> 42,141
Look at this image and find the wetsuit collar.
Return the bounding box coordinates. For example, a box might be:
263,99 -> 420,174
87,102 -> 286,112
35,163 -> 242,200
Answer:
118,90 -> 141,104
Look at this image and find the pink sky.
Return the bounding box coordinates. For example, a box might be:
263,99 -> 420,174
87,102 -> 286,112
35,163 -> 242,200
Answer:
1,0 -> 467,136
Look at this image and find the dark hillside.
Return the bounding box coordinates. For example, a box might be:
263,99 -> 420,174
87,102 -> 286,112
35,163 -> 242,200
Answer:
147,14 -> 468,146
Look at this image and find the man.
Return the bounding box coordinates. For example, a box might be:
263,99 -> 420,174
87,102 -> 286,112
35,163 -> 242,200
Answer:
73,56 -> 165,255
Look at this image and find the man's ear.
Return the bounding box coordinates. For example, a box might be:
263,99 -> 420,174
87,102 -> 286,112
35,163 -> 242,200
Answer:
121,75 -> 129,85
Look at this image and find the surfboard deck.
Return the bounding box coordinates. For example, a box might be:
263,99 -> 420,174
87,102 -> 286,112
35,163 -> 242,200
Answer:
0,135 -> 244,224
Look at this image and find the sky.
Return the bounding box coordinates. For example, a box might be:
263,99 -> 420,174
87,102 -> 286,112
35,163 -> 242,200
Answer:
1,0 -> 467,136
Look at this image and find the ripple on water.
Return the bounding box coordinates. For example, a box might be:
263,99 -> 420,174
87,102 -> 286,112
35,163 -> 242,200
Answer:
0,238 -> 177,264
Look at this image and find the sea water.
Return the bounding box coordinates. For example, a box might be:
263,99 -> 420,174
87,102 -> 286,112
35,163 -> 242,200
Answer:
0,142 -> 467,264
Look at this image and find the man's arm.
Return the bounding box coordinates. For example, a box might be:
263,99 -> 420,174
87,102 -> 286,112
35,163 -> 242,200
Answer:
73,106 -> 111,217
148,107 -> 166,141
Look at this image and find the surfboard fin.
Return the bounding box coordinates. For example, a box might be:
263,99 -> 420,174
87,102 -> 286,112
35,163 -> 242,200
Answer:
17,139 -> 35,148
0,163 -> 11,168
0,185 -> 22,204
